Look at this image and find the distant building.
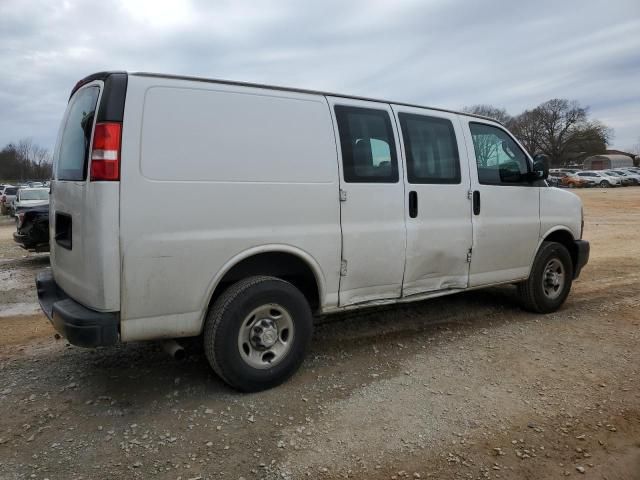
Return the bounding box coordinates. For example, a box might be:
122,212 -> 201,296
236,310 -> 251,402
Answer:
604,149 -> 636,158
583,154 -> 634,170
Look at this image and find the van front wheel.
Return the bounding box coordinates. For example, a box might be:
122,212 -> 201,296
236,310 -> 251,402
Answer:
517,241 -> 573,314
203,276 -> 313,392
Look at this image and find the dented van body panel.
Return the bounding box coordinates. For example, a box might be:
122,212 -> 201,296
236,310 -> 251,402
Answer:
38,71 -> 588,352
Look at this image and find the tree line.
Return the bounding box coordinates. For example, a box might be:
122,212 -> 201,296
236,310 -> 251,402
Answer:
0,139 -> 53,182
464,99 -> 614,167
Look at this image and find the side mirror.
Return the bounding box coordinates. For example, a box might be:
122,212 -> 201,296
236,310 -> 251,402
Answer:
531,155 -> 548,181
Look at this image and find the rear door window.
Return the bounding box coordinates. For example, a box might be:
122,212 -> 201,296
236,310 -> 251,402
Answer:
334,105 -> 399,183
55,86 -> 100,181
398,113 -> 461,184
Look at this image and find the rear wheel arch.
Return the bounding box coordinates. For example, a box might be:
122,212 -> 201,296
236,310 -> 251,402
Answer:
202,247 -> 325,328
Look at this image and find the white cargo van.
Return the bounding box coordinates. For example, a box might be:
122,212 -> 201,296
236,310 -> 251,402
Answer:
38,72 -> 589,391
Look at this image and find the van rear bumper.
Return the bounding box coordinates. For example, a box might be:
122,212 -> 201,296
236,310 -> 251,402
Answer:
36,271 -> 119,347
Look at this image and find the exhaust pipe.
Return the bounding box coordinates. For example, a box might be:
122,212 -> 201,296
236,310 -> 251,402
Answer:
162,339 -> 186,361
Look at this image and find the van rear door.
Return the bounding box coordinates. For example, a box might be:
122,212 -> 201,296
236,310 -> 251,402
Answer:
49,73 -> 127,311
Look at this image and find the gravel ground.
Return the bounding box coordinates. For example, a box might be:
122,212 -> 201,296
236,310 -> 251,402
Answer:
0,188 -> 638,480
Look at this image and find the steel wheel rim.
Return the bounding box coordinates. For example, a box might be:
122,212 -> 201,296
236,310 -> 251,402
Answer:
238,304 -> 294,369
542,258 -> 565,300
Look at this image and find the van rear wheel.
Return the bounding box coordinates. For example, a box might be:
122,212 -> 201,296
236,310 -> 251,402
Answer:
517,241 -> 573,314
203,276 -> 313,392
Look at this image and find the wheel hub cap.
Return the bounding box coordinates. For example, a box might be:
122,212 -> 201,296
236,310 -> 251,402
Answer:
252,319 -> 278,349
542,258 -> 565,299
238,304 -> 294,370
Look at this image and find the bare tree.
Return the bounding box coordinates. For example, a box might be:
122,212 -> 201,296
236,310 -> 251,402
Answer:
463,105 -> 512,125
533,99 -> 587,164
509,108 -> 542,156
509,99 -> 611,166
0,138 -> 52,182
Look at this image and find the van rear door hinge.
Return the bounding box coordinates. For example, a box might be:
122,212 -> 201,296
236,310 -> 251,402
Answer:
467,190 -> 474,200
466,248 -> 473,263
340,259 -> 348,276
339,189 -> 347,202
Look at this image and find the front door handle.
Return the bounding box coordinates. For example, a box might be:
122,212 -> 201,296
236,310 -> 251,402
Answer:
409,191 -> 418,218
472,190 -> 481,215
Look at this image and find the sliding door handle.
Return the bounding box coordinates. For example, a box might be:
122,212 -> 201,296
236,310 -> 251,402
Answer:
409,191 -> 418,218
472,190 -> 481,215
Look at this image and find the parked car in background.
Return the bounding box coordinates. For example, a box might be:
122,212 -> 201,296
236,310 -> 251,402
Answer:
574,170 -> 621,188
562,173 -> 592,188
547,170 -> 569,187
546,174 -> 561,187
14,204 -> 50,251
614,169 -> 640,185
13,187 -> 50,215
604,170 -> 633,186
1,184 -> 14,198
1,186 -> 18,214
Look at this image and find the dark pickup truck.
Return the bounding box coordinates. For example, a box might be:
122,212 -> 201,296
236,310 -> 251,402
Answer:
13,205 -> 49,251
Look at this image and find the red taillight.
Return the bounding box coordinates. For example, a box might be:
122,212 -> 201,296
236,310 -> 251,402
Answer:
90,122 -> 121,181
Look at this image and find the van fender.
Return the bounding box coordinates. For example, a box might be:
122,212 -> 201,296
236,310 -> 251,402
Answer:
198,244 -> 327,330
527,226 -> 576,276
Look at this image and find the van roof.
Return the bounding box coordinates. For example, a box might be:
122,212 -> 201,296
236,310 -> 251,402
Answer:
73,71 -> 503,125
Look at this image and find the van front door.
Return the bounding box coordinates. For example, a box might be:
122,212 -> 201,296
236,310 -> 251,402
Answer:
327,98 -> 406,306
392,106 -> 473,296
460,119 -> 541,286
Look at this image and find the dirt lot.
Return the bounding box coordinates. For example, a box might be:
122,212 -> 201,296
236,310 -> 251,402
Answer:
0,188 -> 638,480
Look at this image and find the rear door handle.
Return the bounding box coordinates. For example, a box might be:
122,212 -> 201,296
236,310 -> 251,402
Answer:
472,190 -> 480,215
409,191 -> 418,218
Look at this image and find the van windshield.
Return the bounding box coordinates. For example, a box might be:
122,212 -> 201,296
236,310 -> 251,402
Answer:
55,86 -> 100,181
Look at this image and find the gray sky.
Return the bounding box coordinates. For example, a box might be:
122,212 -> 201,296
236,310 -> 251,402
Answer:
1,0 -> 639,152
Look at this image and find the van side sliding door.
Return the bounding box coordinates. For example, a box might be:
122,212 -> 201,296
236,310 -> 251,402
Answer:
391,106 -> 473,296
326,97 -> 407,306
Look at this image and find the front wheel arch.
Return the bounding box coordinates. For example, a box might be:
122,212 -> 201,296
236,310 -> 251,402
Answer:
540,229 -> 579,277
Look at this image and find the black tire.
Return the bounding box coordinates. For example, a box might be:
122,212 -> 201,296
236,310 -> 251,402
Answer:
599,180 -> 609,188
517,241 -> 573,314
203,276 -> 313,392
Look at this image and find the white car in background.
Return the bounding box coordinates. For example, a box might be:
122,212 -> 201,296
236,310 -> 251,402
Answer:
13,187 -> 50,215
574,170 -> 622,188
1,185 -> 18,213
616,169 -> 640,185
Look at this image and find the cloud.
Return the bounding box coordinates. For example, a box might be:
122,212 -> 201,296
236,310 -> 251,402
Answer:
0,0 -> 639,151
